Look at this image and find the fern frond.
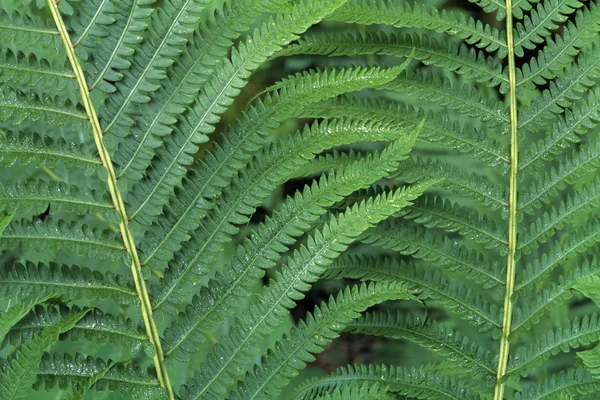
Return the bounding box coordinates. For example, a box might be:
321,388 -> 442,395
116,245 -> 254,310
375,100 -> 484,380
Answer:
346,312 -> 497,381
513,256 -> 600,336
77,0 -> 148,92
0,262 -> 137,303
300,95 -> 509,167
99,0 -> 213,133
171,187 -> 426,398
35,353 -> 162,399
111,0 -> 292,183
0,295 -> 53,345
0,309 -> 88,400
399,157 -> 508,211
516,221 -> 600,292
360,220 -> 505,288
152,138 -> 421,315
216,282 -> 416,400
520,178 -> 600,253
127,63 -> 404,228
0,47 -> 75,93
382,69 -> 508,126
518,2 -> 600,88
0,88 -> 87,129
401,194 -> 507,250
294,150 -> 366,178
514,367 -> 600,400
323,255 -> 502,333
518,42 -> 600,135
513,0 -> 584,56
5,306 -> 147,354
328,0 -> 507,57
520,87 -> 600,172
277,31 -> 505,87
139,118 -> 417,270
309,383 -> 393,400
0,9 -> 62,53
0,180 -> 117,222
292,364 -> 481,400
0,217 -> 124,262
519,136 -> 600,212
507,313 -> 600,378
0,131 -> 101,172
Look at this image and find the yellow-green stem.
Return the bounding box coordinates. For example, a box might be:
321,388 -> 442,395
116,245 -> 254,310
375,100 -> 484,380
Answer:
495,1 -> 518,399
46,2 -> 175,399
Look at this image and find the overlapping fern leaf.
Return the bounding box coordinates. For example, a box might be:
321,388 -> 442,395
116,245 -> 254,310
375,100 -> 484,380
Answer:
3,0 -> 600,399
278,0 -> 600,398
0,0 -> 432,399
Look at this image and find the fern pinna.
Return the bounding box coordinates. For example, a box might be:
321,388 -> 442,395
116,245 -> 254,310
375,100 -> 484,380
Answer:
1,0 -> 600,398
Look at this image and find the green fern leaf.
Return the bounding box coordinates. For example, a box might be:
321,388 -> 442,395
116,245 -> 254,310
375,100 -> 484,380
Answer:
346,312 -> 497,381
219,282 -> 416,400
4,305 -> 147,355
172,186 -> 428,398
300,95 -> 509,167
292,363 -> 482,400
514,366 -> 600,400
35,353 -> 162,399
0,262 -> 137,303
0,309 -> 88,400
508,313 -> 600,378
328,0 -> 507,57
0,217 -> 125,262
360,220 -> 505,288
518,2 -> 600,89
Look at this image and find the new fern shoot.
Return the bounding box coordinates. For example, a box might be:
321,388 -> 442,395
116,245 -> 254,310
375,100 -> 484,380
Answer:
0,0 -> 599,399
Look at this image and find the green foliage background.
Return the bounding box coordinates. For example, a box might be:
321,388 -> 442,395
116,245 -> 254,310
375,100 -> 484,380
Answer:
2,0 -> 600,399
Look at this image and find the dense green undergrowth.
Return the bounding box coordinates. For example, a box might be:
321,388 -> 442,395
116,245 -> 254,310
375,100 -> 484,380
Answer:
1,0 -> 600,399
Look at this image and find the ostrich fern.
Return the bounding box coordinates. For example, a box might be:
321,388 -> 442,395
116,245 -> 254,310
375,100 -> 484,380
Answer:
1,0 -> 600,399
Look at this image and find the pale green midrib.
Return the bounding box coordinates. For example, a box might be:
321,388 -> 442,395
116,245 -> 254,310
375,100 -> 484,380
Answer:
46,2 -> 174,399
72,0 -> 109,47
494,1 -> 519,399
